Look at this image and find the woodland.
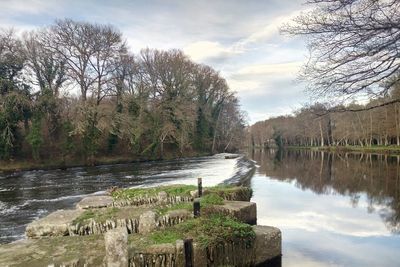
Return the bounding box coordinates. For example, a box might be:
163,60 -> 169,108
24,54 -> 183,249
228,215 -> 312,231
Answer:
0,19 -> 245,166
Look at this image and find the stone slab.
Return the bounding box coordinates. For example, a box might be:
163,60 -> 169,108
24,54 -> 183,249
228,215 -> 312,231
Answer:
253,225 -> 282,265
138,211 -> 157,234
207,201 -> 257,225
76,195 -> 113,209
105,227 -> 128,267
26,209 -> 84,238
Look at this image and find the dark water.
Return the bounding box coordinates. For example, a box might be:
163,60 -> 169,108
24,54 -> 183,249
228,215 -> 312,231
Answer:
0,154 -> 248,244
250,149 -> 400,267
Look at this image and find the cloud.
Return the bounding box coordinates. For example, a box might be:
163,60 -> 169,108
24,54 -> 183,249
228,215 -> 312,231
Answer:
234,61 -> 302,77
0,0 -> 58,15
183,41 -> 243,62
227,61 -> 302,95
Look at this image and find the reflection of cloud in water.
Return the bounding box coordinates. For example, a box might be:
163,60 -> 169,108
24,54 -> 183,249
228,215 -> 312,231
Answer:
283,229 -> 400,267
251,173 -> 400,267
254,178 -> 390,237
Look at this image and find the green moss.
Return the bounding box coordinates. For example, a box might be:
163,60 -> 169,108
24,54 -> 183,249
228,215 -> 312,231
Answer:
206,185 -> 253,200
112,184 -> 196,200
156,193 -> 224,215
156,202 -> 193,215
200,193 -> 224,206
72,207 -> 119,225
150,230 -> 183,244
149,215 -> 255,248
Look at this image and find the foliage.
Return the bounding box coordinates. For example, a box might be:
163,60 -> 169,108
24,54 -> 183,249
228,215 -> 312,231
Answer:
26,113 -> 43,160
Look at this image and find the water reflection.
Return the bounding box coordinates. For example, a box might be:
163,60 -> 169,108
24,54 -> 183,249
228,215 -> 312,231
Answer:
252,149 -> 400,233
250,149 -> 400,267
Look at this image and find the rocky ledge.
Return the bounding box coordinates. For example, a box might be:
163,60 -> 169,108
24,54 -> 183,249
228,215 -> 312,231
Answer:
0,184 -> 281,267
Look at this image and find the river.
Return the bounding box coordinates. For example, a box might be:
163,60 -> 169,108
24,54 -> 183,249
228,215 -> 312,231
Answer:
1,150 -> 399,266
250,149 -> 400,267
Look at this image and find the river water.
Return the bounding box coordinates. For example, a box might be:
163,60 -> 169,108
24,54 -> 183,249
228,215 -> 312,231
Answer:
250,149 -> 400,267
1,150 -> 399,266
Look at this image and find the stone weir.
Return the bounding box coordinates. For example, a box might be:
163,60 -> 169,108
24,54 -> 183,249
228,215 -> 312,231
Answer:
0,183 -> 281,267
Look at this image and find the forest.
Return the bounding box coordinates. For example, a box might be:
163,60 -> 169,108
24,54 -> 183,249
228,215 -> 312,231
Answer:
249,86 -> 400,148
0,19 -> 245,166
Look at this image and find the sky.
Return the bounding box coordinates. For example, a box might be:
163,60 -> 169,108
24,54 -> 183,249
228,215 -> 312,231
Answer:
0,0 -> 311,124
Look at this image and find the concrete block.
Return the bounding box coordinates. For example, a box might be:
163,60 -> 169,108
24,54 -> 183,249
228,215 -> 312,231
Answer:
253,225 -> 281,265
26,209 -> 84,238
105,227 -> 128,267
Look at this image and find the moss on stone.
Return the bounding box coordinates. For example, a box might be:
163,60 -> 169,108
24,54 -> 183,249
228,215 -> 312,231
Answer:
72,207 -> 119,225
111,184 -> 196,200
205,185 -> 253,201
148,214 -> 255,248
72,206 -> 147,225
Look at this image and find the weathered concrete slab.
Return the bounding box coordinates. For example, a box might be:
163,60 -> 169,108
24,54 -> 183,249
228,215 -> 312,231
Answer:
26,209 -> 84,238
105,227 -> 128,267
76,195 -> 113,209
129,243 -> 177,266
0,235 -> 105,267
138,211 -> 157,234
253,225 -> 282,265
206,201 -> 257,225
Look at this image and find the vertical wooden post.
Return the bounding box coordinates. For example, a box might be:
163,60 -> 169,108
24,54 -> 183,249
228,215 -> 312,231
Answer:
184,238 -> 193,267
193,198 -> 200,218
197,177 -> 203,197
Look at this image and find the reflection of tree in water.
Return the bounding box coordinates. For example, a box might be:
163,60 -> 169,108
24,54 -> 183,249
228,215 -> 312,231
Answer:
251,149 -> 400,234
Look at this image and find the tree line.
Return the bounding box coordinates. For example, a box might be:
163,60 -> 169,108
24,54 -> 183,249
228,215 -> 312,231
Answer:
0,19 -> 246,164
249,85 -> 400,148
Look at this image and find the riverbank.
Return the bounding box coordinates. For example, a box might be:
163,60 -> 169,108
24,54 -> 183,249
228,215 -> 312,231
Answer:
285,145 -> 400,155
0,151 -> 212,174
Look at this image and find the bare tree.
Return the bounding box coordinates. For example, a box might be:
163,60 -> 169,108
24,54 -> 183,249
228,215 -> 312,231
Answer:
23,31 -> 66,97
282,0 -> 400,99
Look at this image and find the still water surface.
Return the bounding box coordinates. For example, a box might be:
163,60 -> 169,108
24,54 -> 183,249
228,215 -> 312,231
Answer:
250,149 -> 400,267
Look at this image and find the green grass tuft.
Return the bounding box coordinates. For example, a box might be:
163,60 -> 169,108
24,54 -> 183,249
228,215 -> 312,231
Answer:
149,214 -> 255,248
200,193 -> 224,206
111,184 -> 196,200
72,207 -> 119,225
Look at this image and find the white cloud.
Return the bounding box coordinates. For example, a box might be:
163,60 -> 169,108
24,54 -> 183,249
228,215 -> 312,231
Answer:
235,61 -> 302,77
183,41 -> 243,62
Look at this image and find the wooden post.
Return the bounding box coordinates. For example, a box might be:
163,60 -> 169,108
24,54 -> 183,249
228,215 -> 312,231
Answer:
197,177 -> 202,197
184,238 -> 193,267
193,198 -> 200,218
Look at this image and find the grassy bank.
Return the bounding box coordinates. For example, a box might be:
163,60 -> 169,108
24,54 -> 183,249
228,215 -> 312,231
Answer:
286,145 -> 400,154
